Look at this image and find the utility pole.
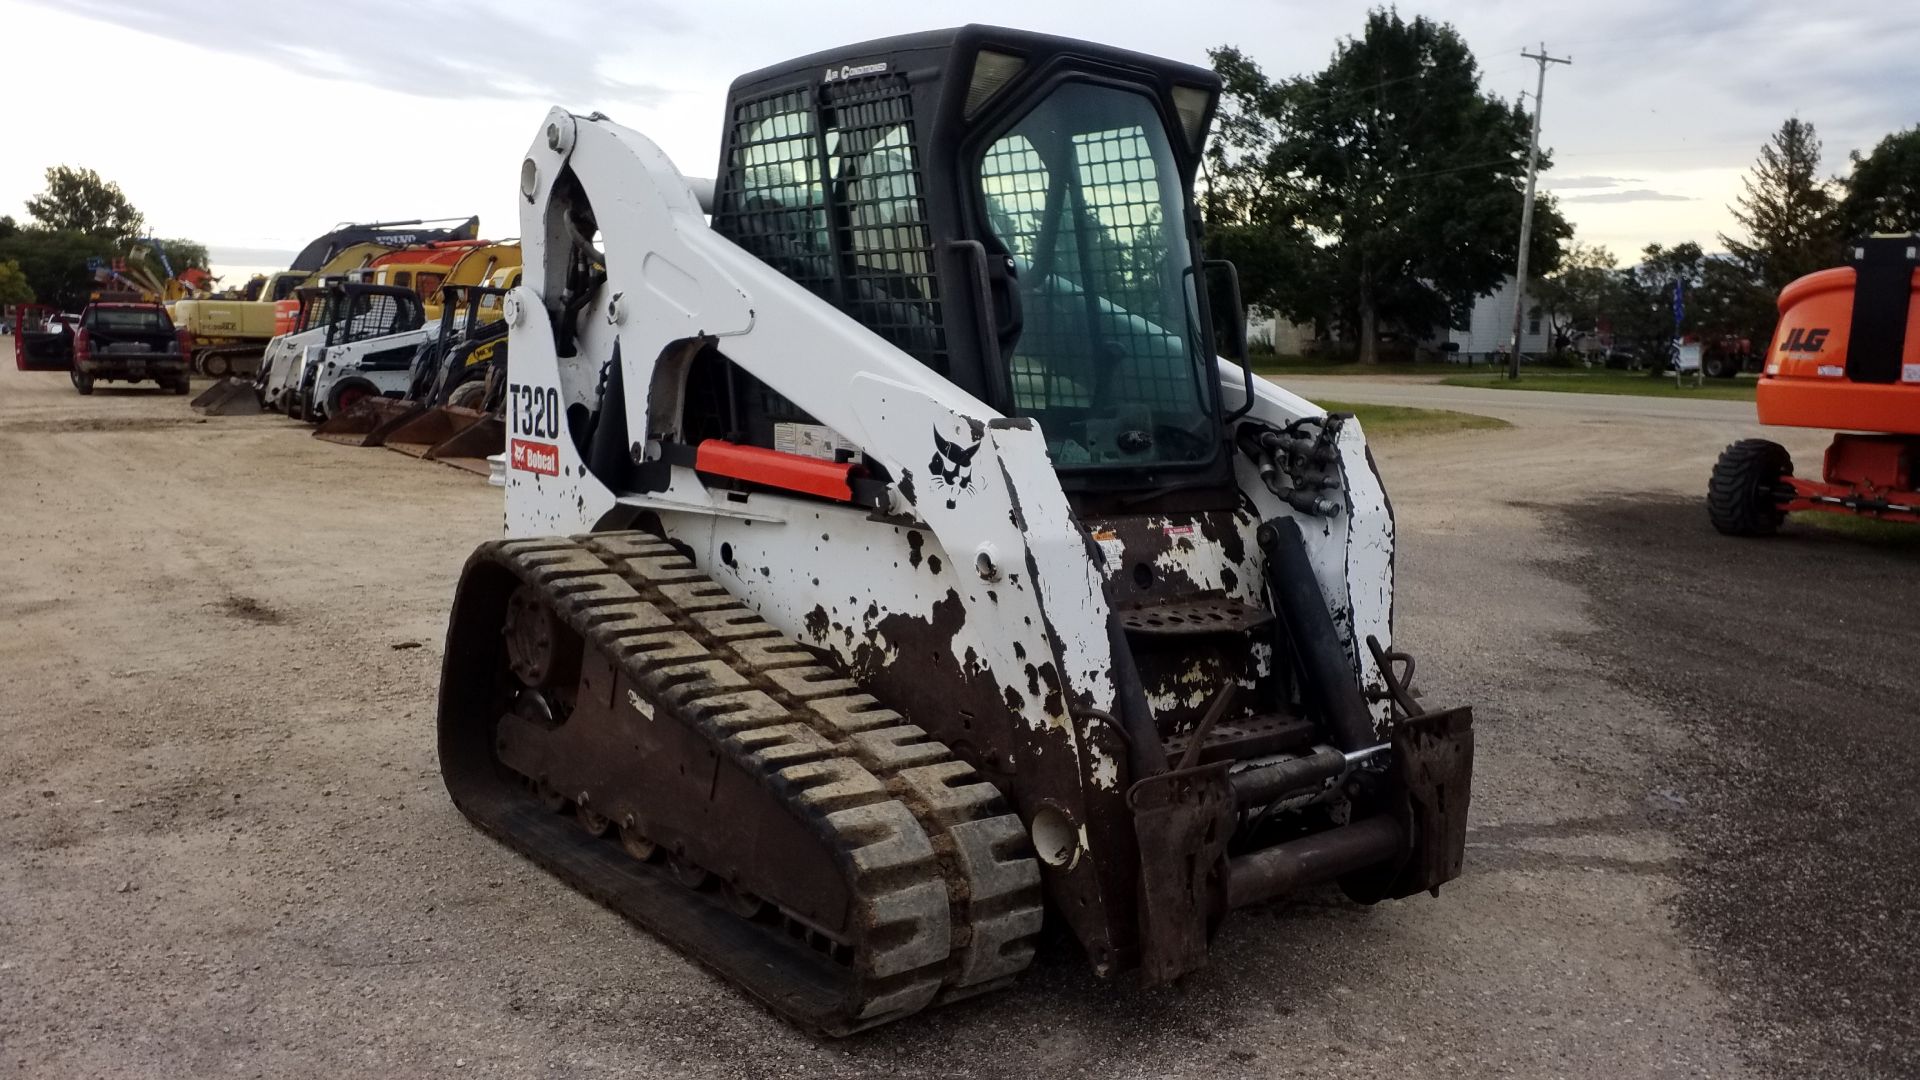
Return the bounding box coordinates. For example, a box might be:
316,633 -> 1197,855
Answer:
1507,44 -> 1572,380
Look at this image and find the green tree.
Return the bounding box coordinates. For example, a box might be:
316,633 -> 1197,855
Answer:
1205,10 -> 1565,363
148,238 -> 210,272
25,166 -> 145,240
1610,242 -> 1702,366
1697,254 -> 1777,354
0,228 -> 115,312
0,259 -> 33,307
1608,242 -> 1773,369
1720,119 -> 1841,292
1837,127 -> 1920,237
1533,242 -> 1617,350
119,237 -> 211,296
1202,46 -> 1320,321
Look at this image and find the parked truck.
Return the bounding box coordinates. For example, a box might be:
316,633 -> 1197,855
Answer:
68,301 -> 192,395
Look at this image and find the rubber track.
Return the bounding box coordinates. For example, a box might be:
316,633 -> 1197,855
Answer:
583,533 -> 1045,999
458,534 -> 1042,1031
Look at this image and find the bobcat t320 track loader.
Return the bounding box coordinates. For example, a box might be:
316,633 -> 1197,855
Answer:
437,26 -> 1474,1034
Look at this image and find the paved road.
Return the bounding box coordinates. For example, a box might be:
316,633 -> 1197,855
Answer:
0,354 -> 1908,1078
1271,373 -> 1758,425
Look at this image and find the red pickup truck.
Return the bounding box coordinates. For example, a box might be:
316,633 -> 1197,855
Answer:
68,301 -> 192,395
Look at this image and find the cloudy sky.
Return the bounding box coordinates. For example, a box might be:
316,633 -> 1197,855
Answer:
3,0 -> 1913,283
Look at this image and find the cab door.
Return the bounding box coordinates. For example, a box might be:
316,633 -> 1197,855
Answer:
13,304 -> 73,371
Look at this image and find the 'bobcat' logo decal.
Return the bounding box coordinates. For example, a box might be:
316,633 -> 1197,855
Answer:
929,427 -> 982,509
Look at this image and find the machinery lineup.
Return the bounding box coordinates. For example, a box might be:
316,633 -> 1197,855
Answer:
169,235 -> 526,471
7,21 -> 1913,1039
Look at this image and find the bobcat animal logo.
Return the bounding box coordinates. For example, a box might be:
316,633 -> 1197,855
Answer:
929,427 -> 982,508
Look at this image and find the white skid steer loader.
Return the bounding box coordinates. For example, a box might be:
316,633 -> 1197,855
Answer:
434,25 -> 1474,1036
293,284 -> 431,422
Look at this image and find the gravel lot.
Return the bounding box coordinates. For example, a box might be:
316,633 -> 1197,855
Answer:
0,355 -> 1905,1078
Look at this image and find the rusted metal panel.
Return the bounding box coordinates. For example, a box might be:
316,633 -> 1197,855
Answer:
1128,763 -> 1234,985
1224,815 -> 1404,909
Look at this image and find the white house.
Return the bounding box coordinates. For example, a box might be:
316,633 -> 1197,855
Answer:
1246,276 -> 1558,362
1433,276 -> 1553,360
1247,310 -> 1316,355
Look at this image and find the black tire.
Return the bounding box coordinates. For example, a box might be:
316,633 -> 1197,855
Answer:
71,368 -> 94,395
447,378 -> 487,410
325,379 -> 378,419
168,377 -> 191,395
1708,439 -> 1792,537
1703,353 -> 1736,379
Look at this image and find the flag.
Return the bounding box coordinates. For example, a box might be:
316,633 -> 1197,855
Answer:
1671,278 -> 1685,330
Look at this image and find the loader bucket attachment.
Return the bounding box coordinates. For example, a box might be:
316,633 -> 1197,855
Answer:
189,377 -> 262,416
384,405 -> 486,459
313,397 -> 422,447
425,413 -> 504,475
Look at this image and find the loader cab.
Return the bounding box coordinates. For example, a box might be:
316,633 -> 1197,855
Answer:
322,284 -> 426,347
713,25 -> 1235,499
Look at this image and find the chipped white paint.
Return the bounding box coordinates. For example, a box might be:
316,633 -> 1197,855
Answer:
626,688 -> 655,721
1088,739 -> 1120,791
498,110 -> 1405,837
501,110 -> 1111,792
1219,359 -> 1397,730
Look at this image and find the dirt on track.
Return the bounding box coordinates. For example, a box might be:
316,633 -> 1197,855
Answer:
0,354 -> 1892,1078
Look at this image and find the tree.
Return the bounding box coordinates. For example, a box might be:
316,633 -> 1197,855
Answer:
1533,242 -> 1617,350
147,238 -> 210,273
25,166 -> 145,240
1838,127 -> 1920,238
0,228 -> 115,312
1611,242 -> 1703,364
120,237 -> 212,296
1606,242 -> 1772,369
1720,119 -> 1841,293
1697,254 -> 1777,353
1205,11 -> 1564,363
0,259 -> 32,306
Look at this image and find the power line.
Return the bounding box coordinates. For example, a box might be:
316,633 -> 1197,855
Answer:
1508,44 -> 1572,380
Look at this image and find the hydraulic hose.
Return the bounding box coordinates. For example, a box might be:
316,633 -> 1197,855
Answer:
1257,516 -> 1377,753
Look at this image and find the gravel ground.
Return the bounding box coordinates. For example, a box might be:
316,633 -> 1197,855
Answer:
0,354 -> 1899,1078
1545,497 -> 1920,1080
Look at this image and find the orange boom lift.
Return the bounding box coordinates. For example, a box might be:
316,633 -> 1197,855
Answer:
1709,234 -> 1920,534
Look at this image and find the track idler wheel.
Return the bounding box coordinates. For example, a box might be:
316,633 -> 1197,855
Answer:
668,851 -> 711,890
619,819 -> 659,862
503,585 -> 576,687
723,882 -> 767,919
575,801 -> 612,837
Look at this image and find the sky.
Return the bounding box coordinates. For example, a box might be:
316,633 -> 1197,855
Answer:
2,0 -> 1914,285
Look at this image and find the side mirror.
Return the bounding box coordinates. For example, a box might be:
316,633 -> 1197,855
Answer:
1205,259 -> 1255,421
1204,258 -> 1247,363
